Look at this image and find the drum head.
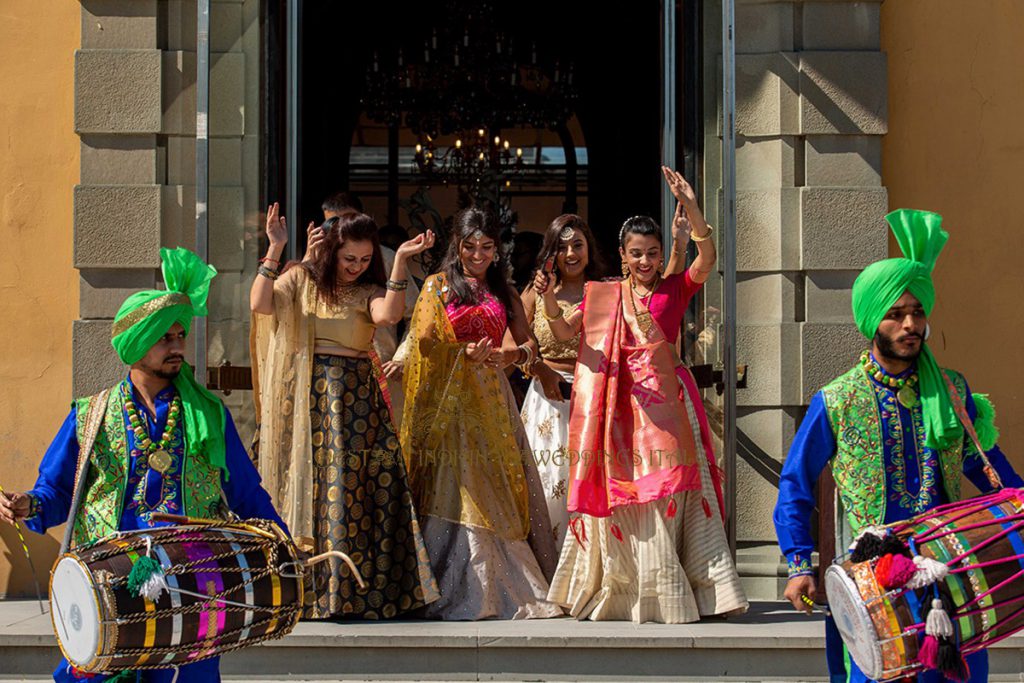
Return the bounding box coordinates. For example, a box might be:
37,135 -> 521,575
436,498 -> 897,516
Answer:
824,565 -> 883,681
50,556 -> 102,669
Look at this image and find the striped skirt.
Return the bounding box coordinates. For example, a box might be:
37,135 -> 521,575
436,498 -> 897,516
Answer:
546,374 -> 748,624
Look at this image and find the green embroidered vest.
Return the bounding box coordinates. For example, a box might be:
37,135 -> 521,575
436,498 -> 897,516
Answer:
71,385 -> 224,546
821,365 -> 969,533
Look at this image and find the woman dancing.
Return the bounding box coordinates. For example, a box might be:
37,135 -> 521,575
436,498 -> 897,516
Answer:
250,203 -> 439,619
538,168 -> 748,623
401,207 -> 563,620
518,214 -> 603,551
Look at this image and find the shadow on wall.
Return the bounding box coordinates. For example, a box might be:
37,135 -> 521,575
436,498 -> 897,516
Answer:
1,524 -> 60,599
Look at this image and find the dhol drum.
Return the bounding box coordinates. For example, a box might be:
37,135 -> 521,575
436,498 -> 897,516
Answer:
49,518 -> 360,674
826,488 -> 1024,682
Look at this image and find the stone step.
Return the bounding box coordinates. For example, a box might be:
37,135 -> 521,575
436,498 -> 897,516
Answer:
4,601 -> 1024,681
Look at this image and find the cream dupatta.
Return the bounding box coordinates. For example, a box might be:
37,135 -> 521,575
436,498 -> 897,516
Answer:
567,279 -> 701,517
251,267 -> 385,549
400,274 -> 531,540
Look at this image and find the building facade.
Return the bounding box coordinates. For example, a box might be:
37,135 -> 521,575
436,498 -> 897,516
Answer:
2,0 -> 1021,600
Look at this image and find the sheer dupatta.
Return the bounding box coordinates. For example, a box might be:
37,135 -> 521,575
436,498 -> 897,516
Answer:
400,274 -> 531,540
567,280 -> 702,517
250,267 -> 391,550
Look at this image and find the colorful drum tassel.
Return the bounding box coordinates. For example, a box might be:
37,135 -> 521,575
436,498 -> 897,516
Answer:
127,554 -> 169,601
875,553 -> 918,589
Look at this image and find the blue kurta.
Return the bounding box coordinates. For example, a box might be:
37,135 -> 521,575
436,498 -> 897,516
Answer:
773,359 -> 1022,683
26,377 -> 286,683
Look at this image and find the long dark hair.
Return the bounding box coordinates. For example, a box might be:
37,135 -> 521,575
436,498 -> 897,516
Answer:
440,207 -> 515,322
536,214 -> 605,283
619,215 -> 663,248
301,211 -> 387,306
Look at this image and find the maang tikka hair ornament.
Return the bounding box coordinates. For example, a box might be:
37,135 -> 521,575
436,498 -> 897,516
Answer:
471,229 -> 485,240
558,225 -> 575,242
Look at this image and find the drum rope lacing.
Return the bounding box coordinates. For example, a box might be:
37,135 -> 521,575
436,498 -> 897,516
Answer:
100,608 -> 303,669
78,521 -> 306,671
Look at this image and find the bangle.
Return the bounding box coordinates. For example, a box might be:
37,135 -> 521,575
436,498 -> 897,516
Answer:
691,225 -> 714,242
26,493 -> 40,521
541,304 -> 564,322
257,265 -> 280,280
386,279 -> 409,292
515,344 -> 535,376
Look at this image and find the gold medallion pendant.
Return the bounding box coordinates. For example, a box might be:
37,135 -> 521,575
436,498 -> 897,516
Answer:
149,449 -> 173,474
897,384 -> 918,409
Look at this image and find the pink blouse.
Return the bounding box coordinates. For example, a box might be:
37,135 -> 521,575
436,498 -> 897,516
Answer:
642,270 -> 702,343
445,285 -> 507,346
581,271 -> 702,344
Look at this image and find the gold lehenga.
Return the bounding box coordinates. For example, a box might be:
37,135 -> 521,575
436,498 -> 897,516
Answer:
251,267 -> 439,618
401,274 -> 562,620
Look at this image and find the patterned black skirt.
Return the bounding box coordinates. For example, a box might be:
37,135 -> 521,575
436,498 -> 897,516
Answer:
305,354 -> 437,619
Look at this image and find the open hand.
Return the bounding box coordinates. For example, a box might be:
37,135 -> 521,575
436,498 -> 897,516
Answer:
382,359 -> 404,380
662,166 -> 708,232
465,338 -> 494,364
396,230 -> 436,261
265,202 -> 287,248
303,221 -> 325,263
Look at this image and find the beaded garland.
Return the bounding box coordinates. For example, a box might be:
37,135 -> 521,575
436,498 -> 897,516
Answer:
861,350 -> 920,409
122,384 -> 182,474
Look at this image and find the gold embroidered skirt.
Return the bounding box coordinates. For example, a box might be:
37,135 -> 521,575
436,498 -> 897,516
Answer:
520,372 -> 574,553
305,355 -> 439,619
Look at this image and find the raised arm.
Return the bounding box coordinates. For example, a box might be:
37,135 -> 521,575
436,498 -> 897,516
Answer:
662,166 -> 717,282
369,231 -> 435,327
250,202 -> 287,315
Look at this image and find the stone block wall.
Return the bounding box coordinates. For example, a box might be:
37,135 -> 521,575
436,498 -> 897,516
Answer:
74,0 -> 261,439
707,0 -> 888,560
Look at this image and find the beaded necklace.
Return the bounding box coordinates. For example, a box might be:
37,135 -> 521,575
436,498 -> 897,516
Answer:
860,350 -> 919,409
122,384 -> 182,474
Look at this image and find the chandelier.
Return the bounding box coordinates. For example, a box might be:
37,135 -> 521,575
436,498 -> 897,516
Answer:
414,128 -> 523,188
360,1 -> 578,189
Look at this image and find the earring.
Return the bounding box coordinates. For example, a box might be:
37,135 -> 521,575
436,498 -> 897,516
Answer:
657,261 -> 664,275
924,323 -> 931,341
621,261 -> 629,277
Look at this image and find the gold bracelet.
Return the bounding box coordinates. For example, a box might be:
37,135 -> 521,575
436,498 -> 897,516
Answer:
541,304 -> 564,322
691,225 -> 714,242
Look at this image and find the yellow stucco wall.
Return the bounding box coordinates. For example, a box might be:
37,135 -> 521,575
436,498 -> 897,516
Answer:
882,2 -> 1024,469
0,4 -> 80,596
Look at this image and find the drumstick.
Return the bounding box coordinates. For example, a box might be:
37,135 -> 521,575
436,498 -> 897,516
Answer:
800,594 -> 830,616
305,550 -> 367,589
0,485 -> 45,614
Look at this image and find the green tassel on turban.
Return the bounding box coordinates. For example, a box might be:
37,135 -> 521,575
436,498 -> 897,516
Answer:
851,209 -> 960,451
110,247 -> 228,478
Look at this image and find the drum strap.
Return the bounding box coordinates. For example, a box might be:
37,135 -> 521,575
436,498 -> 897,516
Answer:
60,388 -> 112,554
941,369 -> 1003,491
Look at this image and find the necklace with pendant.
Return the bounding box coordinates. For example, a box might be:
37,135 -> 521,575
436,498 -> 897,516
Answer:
860,350 -> 919,409
123,384 -> 182,474
628,275 -> 661,335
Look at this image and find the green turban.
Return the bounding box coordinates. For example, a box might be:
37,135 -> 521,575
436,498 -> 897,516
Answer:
111,247 -> 227,478
851,209 -> 960,450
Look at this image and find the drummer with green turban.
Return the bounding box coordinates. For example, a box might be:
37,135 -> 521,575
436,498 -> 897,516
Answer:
0,247 -> 285,683
772,209 -> 1022,683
